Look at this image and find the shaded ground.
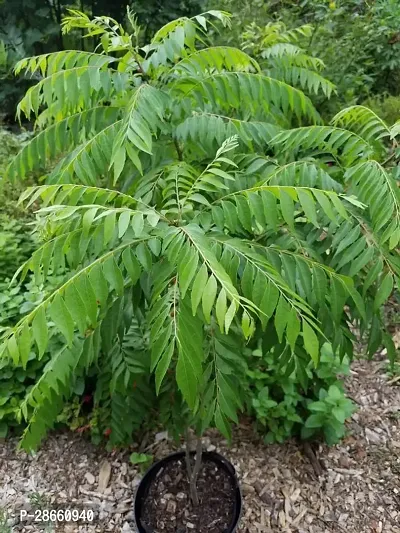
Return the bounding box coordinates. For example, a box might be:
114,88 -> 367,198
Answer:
0,358 -> 400,533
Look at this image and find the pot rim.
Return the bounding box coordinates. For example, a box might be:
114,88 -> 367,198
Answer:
134,449 -> 242,533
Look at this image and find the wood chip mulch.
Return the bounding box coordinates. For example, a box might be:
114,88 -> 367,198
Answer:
0,358 -> 400,533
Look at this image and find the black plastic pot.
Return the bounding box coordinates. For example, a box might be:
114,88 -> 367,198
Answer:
134,450 -> 242,533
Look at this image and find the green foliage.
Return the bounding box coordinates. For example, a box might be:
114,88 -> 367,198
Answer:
208,0 -> 400,116
0,271 -> 64,439
0,509 -> 11,533
247,342 -> 355,445
2,8 -> 399,452
0,0 -> 204,117
0,217 -> 36,282
240,21 -> 335,100
56,394 -> 87,430
130,452 -> 154,472
0,1 -> 62,116
363,94 -> 400,125
303,384 -> 355,445
297,0 -> 400,106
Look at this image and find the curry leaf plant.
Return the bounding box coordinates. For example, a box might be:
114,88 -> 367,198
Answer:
2,8 -> 400,451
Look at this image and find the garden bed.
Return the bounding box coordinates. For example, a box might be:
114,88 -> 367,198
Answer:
0,358 -> 400,533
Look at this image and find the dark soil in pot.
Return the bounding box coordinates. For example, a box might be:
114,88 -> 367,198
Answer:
139,453 -> 238,533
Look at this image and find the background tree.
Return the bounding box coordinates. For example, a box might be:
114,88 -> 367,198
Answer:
0,0 -> 203,119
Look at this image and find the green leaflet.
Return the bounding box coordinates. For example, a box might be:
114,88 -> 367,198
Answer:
32,307 -> 49,358
302,319 -> 319,366
274,295 -> 289,343
191,263 -> 208,315
155,341 -> 175,393
118,210 -> 131,238
241,310 -> 254,339
65,283 -> 88,334
113,147 -> 126,184
202,274 -> 218,324
176,298 -> 204,410
177,246 -> 199,298
89,264 -> 109,309
76,276 -> 98,326
224,301 -> 238,334
102,256 -> 124,296
215,288 -> 227,333
122,248 -> 141,285
297,189 -> 318,227
136,242 -> 152,271
374,272 -> 393,311
103,211 -> 117,246
49,294 -> 75,346
214,406 -> 231,440
279,190 -> 295,229
286,308 -> 300,351
131,213 -> 144,236
19,323 -> 32,370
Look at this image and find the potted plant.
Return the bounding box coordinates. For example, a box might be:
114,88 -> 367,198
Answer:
134,399 -> 242,532
133,325 -> 246,532
1,7 -> 399,532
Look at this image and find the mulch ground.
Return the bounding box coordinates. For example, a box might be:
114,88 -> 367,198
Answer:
0,357 -> 400,533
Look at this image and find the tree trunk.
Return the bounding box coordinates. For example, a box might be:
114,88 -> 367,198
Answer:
189,437 -> 202,506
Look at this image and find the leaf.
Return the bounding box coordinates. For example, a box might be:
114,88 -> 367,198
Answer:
241,310 -> 254,339
297,189 -> 318,227
118,211 -> 131,238
312,266 -> 327,306
383,331 -> 397,368
176,299 -> 203,410
286,308 -> 300,351
113,147 -> 126,184
136,242 -> 152,271
76,276 -> 98,326
305,413 -> 325,429
308,401 -> 327,412
130,452 -> 153,465
332,407 -> 346,423
302,319 -> 319,366
131,213 -> 144,236
89,264 -> 109,309
274,295 -> 289,343
65,284 -> 87,334
102,256 -> 124,296
122,248 -> 141,284
178,247 -> 199,298
155,341 -> 175,394
19,323 -> 32,370
224,300 -> 237,334
32,307 -> 49,358
374,272 -> 393,311
7,336 -> 20,365
202,275 -> 218,324
191,263 -> 208,315
49,294 -> 75,346
104,211 -> 116,245
214,406 -> 231,440
215,288 -> 227,333
280,190 -> 295,229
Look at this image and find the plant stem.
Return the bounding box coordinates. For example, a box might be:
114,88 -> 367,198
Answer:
189,437 -> 202,507
184,428 -> 193,480
174,138 -> 183,161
